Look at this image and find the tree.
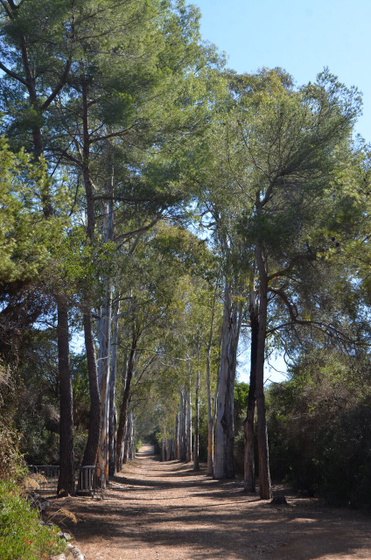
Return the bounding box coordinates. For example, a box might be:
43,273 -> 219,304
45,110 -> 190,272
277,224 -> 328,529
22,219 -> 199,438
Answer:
231,68 -> 363,498
0,0 -> 88,495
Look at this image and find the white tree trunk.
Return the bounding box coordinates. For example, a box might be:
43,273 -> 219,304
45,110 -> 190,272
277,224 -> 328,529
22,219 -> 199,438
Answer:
109,297 -> 120,477
97,198 -> 114,487
214,281 -> 242,479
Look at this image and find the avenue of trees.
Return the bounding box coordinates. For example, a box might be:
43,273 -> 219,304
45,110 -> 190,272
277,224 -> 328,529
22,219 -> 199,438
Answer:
1,0 -> 371,507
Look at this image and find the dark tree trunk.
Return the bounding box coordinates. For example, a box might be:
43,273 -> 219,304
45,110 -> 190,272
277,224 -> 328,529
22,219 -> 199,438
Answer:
57,296 -> 75,496
186,386 -> 192,463
243,289 -> 259,492
178,391 -> 186,461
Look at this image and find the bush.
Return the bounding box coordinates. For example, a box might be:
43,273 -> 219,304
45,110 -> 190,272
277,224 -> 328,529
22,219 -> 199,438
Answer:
0,422 -> 26,482
267,350 -> 371,507
0,481 -> 66,560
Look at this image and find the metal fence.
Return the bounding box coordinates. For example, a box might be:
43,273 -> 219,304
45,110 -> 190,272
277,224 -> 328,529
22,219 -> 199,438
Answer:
28,465 -> 103,496
28,465 -> 60,490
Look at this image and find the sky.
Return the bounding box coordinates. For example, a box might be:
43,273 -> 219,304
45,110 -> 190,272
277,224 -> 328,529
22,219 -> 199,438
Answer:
190,0 -> 371,141
187,0 -> 371,382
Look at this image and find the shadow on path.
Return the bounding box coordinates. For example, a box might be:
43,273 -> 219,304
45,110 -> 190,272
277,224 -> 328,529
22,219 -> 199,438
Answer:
58,445 -> 371,560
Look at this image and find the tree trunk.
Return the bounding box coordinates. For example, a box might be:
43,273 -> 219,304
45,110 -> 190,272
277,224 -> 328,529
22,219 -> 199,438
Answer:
175,412 -> 180,460
57,295 -> 75,496
243,286 -> 259,492
80,80 -> 101,470
125,411 -> 134,461
116,329 -> 138,472
206,291 -> 217,476
214,282 -> 242,479
96,279 -> 113,487
81,73 -> 96,242
186,385 -> 192,463
96,195 -> 114,486
178,390 -> 186,461
109,297 -> 120,477
81,310 -> 101,467
193,365 -> 200,471
255,245 -> 272,499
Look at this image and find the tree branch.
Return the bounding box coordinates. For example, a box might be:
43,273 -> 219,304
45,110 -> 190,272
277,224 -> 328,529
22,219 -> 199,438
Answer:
41,59 -> 72,111
0,60 -> 27,86
114,216 -> 161,242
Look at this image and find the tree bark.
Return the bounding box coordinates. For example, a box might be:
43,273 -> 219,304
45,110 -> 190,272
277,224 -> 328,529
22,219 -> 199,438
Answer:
116,329 -> 138,472
79,78 -> 102,470
186,385 -> 192,463
214,282 -> 242,479
255,245 -> 272,499
178,390 -> 186,461
243,287 -> 259,492
96,279 -> 113,487
96,195 -> 114,486
206,291 -> 217,476
81,310 -> 101,467
109,297 -> 120,477
57,295 -> 75,496
81,72 -> 96,242
193,365 -> 200,471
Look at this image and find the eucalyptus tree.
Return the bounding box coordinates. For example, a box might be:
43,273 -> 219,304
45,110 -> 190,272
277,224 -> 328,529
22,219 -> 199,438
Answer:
230,68 -> 364,498
111,222 -> 215,471
191,66 -> 364,496
179,276 -> 222,471
189,75 -> 252,479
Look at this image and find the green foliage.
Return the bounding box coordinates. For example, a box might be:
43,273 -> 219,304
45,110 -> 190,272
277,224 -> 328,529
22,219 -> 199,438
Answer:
0,140 -> 64,284
0,481 -> 66,560
0,423 -> 26,482
234,381 -> 249,434
268,350 -> 371,507
233,381 -> 250,473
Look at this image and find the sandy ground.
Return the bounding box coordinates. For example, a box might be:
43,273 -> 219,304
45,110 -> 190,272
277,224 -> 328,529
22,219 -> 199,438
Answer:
50,444 -> 371,560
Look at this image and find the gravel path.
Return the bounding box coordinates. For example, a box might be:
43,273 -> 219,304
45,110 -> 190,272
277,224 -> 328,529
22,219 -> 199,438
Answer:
55,444 -> 371,560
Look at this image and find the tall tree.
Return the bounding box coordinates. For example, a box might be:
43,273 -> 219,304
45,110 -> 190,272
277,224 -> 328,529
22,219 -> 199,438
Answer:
231,68 -> 363,498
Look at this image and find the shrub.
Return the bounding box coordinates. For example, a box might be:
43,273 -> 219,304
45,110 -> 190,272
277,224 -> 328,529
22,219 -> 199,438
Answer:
267,350 -> 371,507
0,422 -> 26,482
0,481 -> 66,560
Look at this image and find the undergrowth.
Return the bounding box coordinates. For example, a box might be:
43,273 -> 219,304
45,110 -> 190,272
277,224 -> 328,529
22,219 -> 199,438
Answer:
0,481 -> 67,560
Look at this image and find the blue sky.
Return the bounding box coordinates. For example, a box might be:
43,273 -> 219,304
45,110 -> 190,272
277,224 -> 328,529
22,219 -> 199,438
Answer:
191,0 -> 371,141
188,0 -> 371,382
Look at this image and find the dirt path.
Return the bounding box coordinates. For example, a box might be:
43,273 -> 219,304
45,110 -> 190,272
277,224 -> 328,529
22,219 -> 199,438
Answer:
54,444 -> 371,560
